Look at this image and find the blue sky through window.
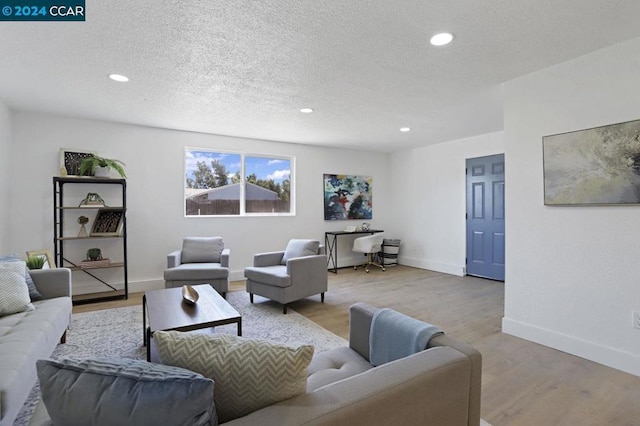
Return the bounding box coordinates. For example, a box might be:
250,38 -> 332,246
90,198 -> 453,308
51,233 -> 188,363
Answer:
185,150 -> 241,182
245,156 -> 291,182
185,149 -> 290,183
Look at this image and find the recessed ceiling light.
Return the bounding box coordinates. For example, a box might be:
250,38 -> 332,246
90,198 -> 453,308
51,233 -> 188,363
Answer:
300,108 -> 314,113
400,127 -> 411,132
108,73 -> 129,82
430,33 -> 453,46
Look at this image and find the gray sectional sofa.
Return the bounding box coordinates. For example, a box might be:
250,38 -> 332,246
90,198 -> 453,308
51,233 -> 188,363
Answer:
226,302 -> 482,426
29,302 -> 481,426
0,268 -> 72,426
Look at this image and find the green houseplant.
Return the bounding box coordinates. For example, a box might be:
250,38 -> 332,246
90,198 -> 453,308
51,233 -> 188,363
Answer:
86,248 -> 103,261
79,155 -> 127,178
26,255 -> 47,270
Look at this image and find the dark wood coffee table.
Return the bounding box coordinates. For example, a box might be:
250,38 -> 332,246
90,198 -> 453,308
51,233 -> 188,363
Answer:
143,284 -> 242,361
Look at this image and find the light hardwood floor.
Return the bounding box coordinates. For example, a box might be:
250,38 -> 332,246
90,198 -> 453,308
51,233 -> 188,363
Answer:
74,266 -> 640,426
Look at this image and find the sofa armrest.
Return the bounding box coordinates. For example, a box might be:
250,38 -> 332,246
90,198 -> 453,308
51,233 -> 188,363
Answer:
167,250 -> 182,268
30,268 -> 72,299
429,335 -> 482,426
220,248 -> 230,267
348,303 -> 378,361
226,346 -> 472,426
254,251 -> 284,267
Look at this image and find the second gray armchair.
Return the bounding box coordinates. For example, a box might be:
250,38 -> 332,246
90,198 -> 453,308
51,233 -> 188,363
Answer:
163,237 -> 230,298
244,239 -> 328,314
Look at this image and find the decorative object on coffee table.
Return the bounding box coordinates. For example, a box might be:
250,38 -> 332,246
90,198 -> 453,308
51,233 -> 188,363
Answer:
182,285 -> 199,305
77,216 -> 89,237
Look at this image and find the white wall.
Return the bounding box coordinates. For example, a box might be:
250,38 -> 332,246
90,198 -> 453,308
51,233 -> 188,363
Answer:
388,131 -> 504,275
0,101 -> 10,254
9,112 -> 391,292
503,37 -> 640,376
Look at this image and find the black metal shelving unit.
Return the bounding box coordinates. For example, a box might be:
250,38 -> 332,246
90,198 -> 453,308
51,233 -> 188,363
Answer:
53,176 -> 128,304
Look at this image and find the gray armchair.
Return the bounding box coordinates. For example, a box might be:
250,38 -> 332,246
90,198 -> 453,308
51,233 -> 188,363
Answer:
163,237 -> 230,298
244,239 -> 327,314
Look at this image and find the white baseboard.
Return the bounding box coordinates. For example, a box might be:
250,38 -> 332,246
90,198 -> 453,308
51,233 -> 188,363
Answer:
230,270 -> 244,282
398,256 -> 465,276
128,279 -> 164,293
127,271 -> 247,294
502,317 -> 640,377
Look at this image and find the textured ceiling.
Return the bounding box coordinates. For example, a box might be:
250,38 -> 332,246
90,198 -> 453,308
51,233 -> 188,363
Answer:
1,0 -> 640,152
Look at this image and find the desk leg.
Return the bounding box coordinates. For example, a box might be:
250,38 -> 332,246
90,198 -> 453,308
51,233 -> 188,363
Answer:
237,318 -> 242,336
142,294 -> 146,345
325,233 -> 338,273
146,327 -> 151,362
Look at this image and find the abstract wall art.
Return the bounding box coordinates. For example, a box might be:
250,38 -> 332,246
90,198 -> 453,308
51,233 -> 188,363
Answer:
543,118 -> 640,205
323,174 -> 373,220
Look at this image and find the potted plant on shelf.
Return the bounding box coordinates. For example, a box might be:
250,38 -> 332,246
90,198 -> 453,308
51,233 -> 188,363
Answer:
78,155 -> 127,178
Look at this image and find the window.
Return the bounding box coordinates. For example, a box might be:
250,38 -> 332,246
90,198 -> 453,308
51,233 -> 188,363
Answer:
244,156 -> 291,214
185,148 -> 293,216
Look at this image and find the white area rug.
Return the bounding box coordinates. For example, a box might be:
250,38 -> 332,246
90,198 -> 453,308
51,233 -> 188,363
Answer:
14,291 -> 346,425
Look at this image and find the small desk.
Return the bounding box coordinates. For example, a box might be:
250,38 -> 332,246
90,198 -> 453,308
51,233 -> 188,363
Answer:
325,229 -> 384,273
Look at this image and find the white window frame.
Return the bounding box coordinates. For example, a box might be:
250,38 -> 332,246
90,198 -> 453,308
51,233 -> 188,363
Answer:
184,147 -> 295,217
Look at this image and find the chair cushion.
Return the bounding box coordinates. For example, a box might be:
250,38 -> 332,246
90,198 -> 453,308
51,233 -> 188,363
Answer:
307,347 -> 373,392
0,254 -> 43,301
36,358 -> 216,426
155,331 -> 313,424
244,265 -> 291,288
0,261 -> 34,316
164,263 -> 229,281
181,237 -> 224,263
281,239 -> 319,265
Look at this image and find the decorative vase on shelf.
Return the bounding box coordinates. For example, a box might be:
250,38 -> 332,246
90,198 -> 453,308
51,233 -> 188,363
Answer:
86,248 -> 102,261
94,166 -> 110,178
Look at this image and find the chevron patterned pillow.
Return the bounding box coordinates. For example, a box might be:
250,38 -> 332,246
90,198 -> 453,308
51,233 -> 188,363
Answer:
155,331 -> 314,423
0,260 -> 34,316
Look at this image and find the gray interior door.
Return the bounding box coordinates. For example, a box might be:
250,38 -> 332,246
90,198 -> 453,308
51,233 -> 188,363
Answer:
466,154 -> 505,281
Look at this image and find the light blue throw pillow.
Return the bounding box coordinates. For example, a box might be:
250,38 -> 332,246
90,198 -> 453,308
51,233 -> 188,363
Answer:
37,358 -> 217,426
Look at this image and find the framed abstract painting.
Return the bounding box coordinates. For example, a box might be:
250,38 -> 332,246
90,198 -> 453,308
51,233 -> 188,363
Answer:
543,118 -> 640,205
323,174 -> 373,220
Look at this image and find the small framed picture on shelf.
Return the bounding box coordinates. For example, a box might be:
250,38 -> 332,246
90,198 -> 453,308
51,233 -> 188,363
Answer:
25,249 -> 56,269
90,208 -> 125,237
60,148 -> 95,177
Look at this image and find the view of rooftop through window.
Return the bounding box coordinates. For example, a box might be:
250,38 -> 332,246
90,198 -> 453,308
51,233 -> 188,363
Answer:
185,148 -> 292,216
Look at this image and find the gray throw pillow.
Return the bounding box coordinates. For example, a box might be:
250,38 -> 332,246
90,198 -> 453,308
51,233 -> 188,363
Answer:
281,239 -> 319,265
181,237 -> 224,264
37,358 -> 217,426
0,254 -> 42,301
